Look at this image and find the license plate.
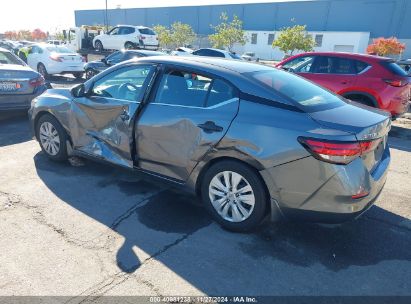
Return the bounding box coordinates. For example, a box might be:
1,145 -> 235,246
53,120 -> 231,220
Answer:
0,82 -> 19,92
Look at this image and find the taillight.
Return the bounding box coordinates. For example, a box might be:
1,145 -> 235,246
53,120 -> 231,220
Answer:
384,79 -> 408,87
298,137 -> 382,164
29,75 -> 45,87
49,54 -> 62,62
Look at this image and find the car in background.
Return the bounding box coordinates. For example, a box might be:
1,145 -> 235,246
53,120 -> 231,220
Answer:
276,52 -> 410,117
0,47 -> 46,110
191,48 -> 242,60
47,40 -> 63,46
30,56 -> 391,232
26,44 -> 85,79
171,47 -> 194,56
241,52 -> 259,62
84,49 -> 165,79
93,25 -> 159,51
0,41 -> 19,55
397,59 -> 411,75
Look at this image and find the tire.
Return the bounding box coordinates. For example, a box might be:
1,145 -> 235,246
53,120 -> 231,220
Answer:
124,42 -> 135,50
73,72 -> 84,79
85,69 -> 97,80
37,63 -> 49,80
36,114 -> 68,162
95,40 -> 104,51
201,160 -> 268,232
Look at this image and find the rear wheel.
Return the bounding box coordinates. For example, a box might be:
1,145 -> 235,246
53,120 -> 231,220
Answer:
124,42 -> 135,50
37,63 -> 49,80
201,160 -> 268,232
95,40 -> 104,51
36,114 -> 68,161
73,72 -> 84,79
85,69 -> 97,80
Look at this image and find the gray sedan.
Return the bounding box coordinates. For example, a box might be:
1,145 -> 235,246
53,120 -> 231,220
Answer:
0,47 -> 47,110
29,56 -> 391,231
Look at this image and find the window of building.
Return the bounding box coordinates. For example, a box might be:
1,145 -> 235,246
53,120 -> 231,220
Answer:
267,33 -> 275,45
315,34 -> 323,47
251,33 -> 258,45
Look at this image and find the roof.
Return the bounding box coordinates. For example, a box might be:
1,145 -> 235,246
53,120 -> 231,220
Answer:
0,47 -> 11,52
290,52 -> 392,61
136,55 -> 272,74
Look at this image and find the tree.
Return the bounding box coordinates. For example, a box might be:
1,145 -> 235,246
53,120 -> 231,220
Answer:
31,28 -> 47,41
4,31 -> 18,40
208,13 -> 246,52
154,22 -> 196,48
171,22 -> 196,47
367,37 -> 405,56
272,24 -> 315,55
153,25 -> 173,48
17,30 -> 32,41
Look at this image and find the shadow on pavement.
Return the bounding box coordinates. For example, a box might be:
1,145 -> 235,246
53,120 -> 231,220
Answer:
33,150 -> 411,294
0,111 -> 31,147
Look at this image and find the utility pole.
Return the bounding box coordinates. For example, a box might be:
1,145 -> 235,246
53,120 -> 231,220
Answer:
105,0 -> 108,32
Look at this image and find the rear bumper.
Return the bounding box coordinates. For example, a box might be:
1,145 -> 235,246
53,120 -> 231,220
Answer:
261,147 -> 390,223
0,86 -> 47,111
47,63 -> 84,74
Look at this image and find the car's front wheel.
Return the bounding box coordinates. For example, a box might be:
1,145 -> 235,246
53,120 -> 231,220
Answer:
201,160 -> 268,232
36,114 -> 68,161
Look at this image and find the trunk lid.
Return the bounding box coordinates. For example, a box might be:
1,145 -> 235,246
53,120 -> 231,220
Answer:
0,65 -> 39,95
309,101 -> 391,172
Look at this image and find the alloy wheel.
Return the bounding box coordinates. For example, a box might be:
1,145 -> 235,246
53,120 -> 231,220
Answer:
208,171 -> 255,222
39,121 -> 60,156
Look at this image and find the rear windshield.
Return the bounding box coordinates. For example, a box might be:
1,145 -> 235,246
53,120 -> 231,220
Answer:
381,61 -> 408,76
249,69 -> 346,112
46,46 -> 72,53
138,28 -> 156,35
0,50 -> 24,65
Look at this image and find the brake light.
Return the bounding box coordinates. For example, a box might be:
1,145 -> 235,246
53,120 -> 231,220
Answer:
384,79 -> 408,87
29,76 -> 45,87
298,137 -> 382,164
49,54 -> 62,62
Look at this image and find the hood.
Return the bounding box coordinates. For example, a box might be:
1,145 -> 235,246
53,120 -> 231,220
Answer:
309,101 -> 391,141
39,88 -> 73,101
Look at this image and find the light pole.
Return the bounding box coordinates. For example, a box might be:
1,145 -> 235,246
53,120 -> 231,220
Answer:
105,0 -> 108,32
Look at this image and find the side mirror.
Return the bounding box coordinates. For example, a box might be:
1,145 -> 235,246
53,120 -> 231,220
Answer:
101,58 -> 107,64
287,67 -> 296,73
71,83 -> 86,98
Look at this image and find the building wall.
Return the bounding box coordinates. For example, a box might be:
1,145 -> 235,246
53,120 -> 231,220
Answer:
74,0 -> 411,57
75,0 -> 411,38
232,31 -> 371,60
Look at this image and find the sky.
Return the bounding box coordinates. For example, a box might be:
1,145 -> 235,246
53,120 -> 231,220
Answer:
0,0 -> 305,33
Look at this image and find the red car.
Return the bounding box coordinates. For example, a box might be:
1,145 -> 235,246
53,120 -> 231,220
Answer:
276,52 -> 410,117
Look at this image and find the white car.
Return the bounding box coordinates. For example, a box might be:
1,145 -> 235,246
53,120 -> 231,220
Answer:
241,52 -> 259,62
191,48 -> 242,60
93,25 -> 159,51
171,47 -> 194,56
47,40 -> 63,46
27,44 -> 84,79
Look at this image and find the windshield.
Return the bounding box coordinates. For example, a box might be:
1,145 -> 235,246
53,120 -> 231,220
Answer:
46,46 -> 72,53
0,50 -> 24,65
248,69 -> 346,112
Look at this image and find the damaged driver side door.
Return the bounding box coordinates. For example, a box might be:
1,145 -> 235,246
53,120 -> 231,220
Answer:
70,64 -> 156,168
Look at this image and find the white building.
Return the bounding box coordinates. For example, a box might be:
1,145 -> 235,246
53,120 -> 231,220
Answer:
233,31 -> 371,61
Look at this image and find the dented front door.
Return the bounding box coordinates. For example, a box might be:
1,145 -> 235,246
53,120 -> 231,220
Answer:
70,64 -> 156,168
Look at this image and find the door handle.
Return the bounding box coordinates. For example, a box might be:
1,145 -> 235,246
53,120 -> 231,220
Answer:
197,121 -> 223,133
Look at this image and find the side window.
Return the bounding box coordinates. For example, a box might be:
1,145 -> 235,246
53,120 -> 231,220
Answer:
209,50 -> 225,58
193,49 -> 207,56
282,56 -> 314,73
251,33 -> 258,44
311,56 -> 332,74
330,57 -> 355,74
354,60 -> 369,74
108,27 -> 119,35
118,27 -> 135,35
106,51 -> 124,63
91,65 -> 154,101
153,70 -> 212,107
267,33 -> 275,45
206,79 -> 236,107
